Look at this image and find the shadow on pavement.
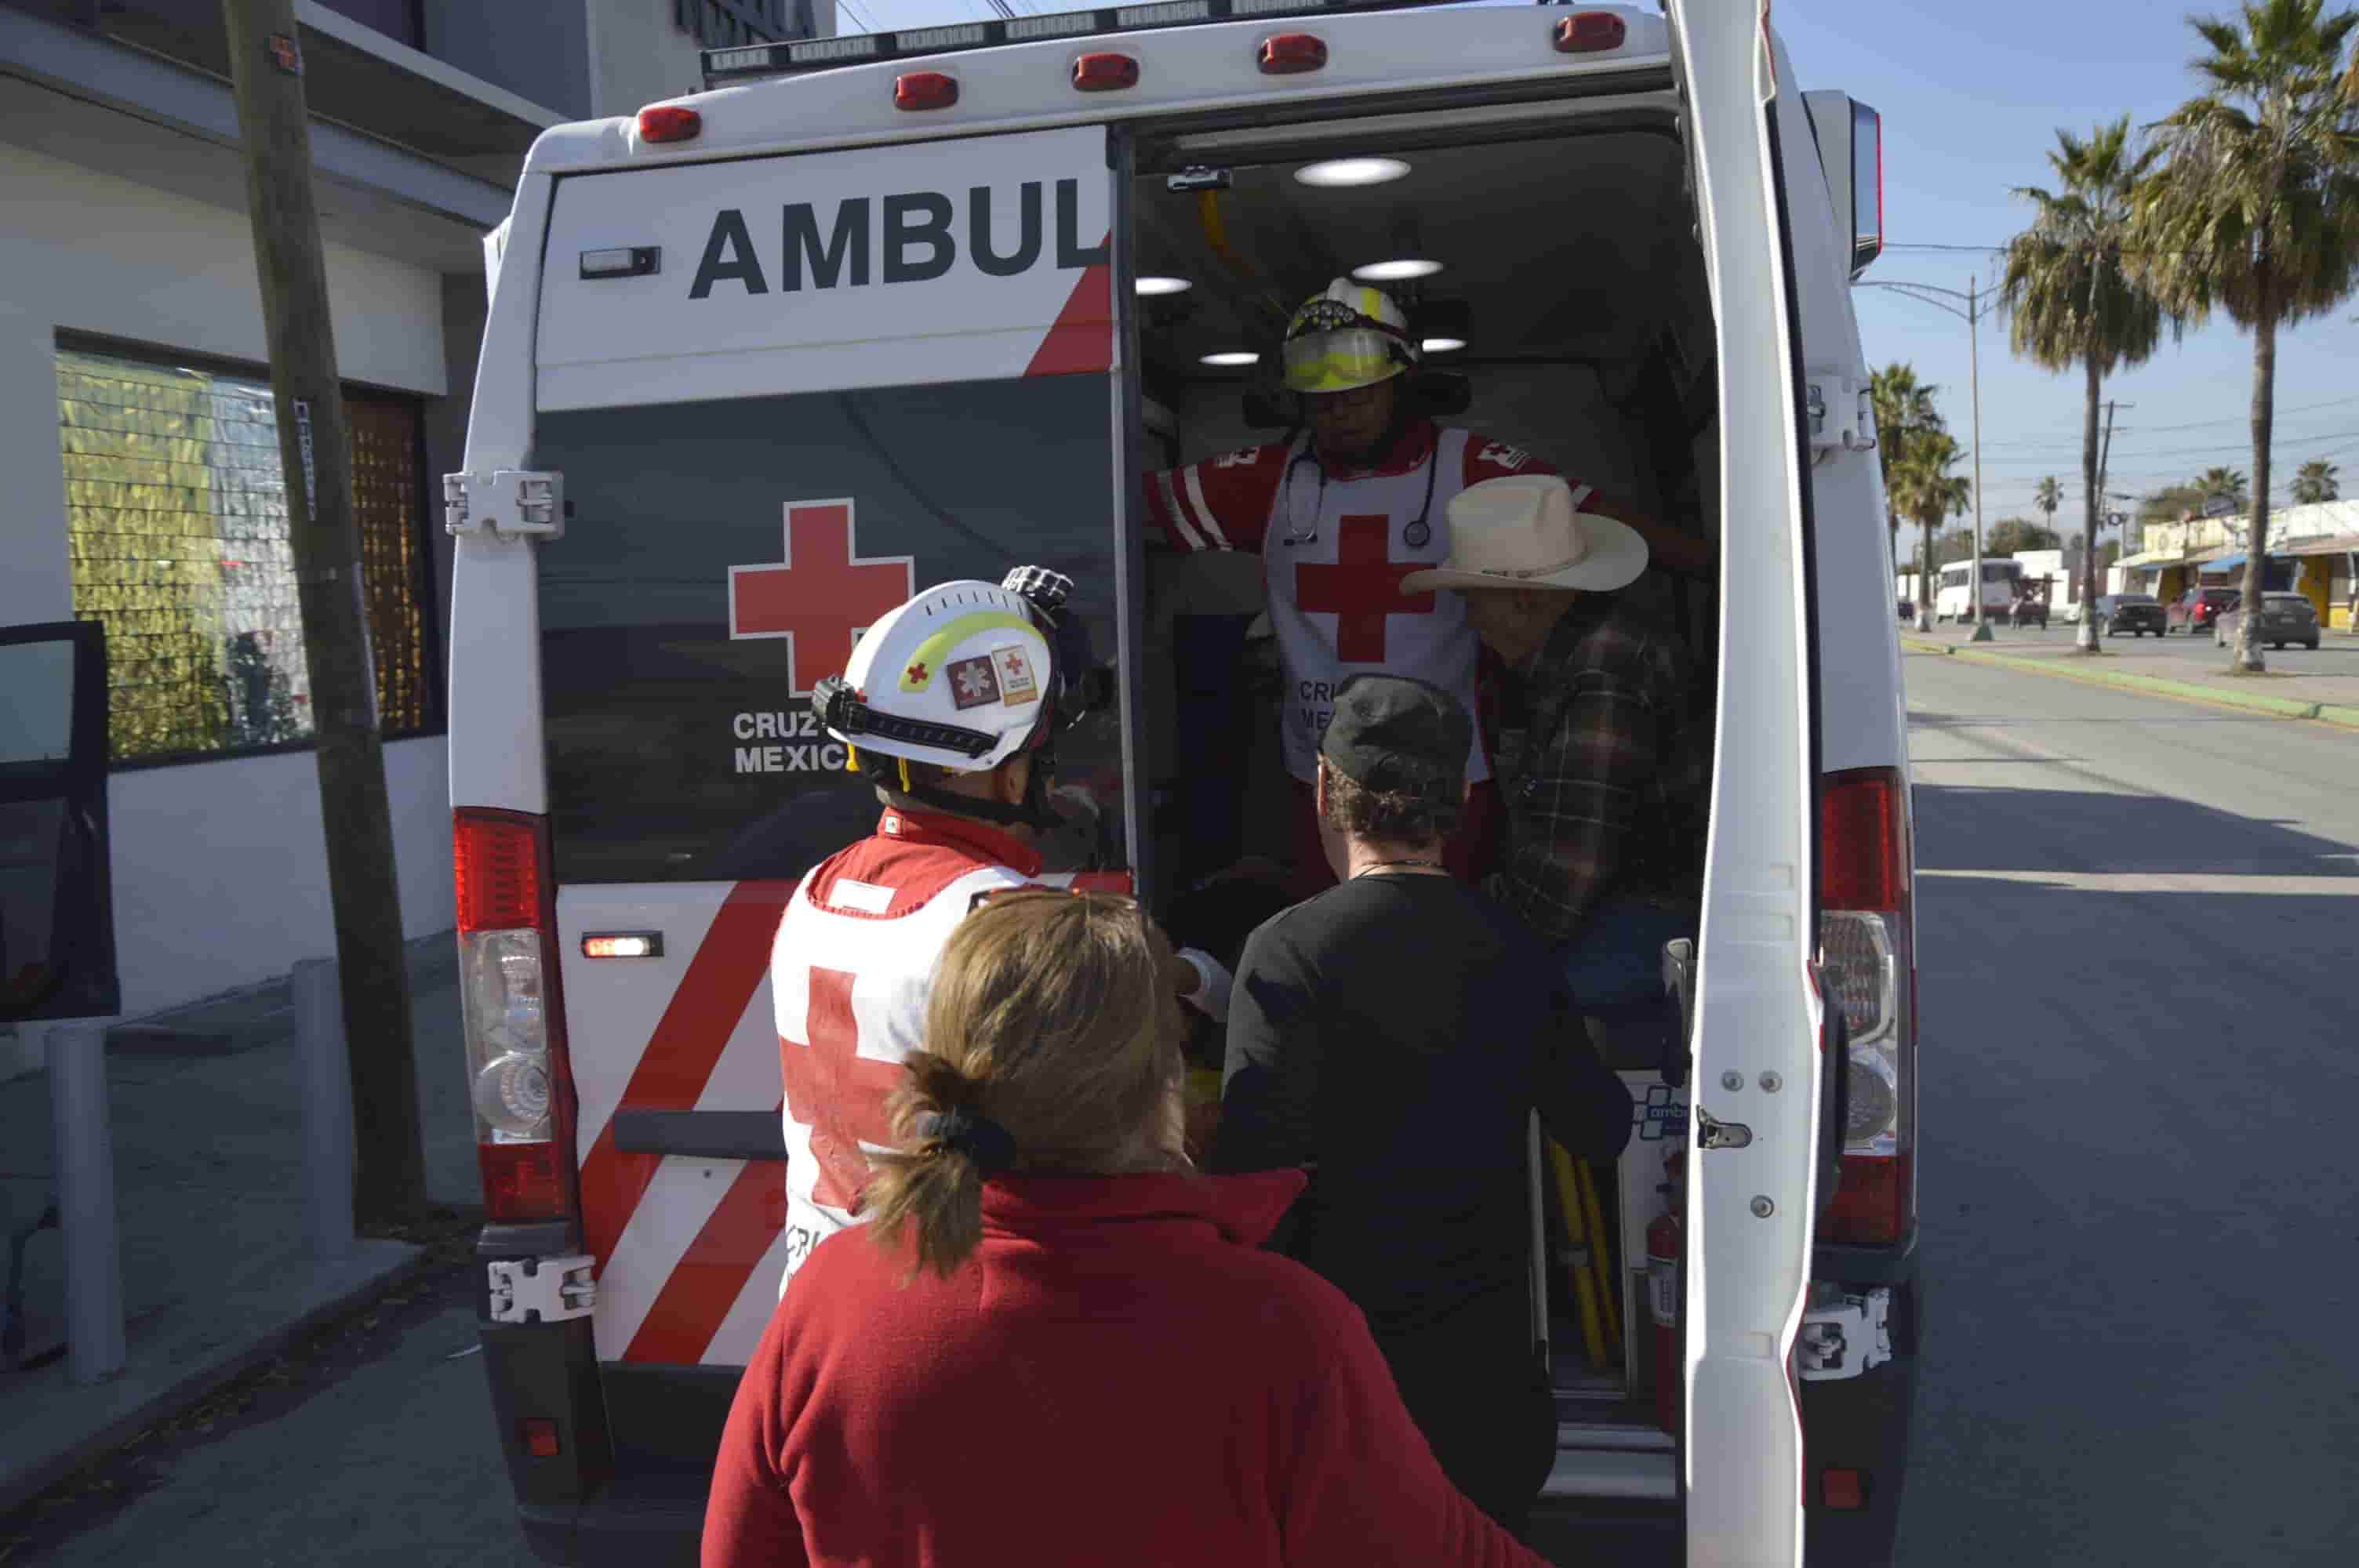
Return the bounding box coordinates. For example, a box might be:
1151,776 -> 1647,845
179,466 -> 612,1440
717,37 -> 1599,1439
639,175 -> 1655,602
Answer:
1914,784 -> 2357,878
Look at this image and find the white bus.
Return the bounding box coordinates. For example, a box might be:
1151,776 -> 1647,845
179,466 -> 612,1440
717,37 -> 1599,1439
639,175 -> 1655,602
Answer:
445,5 -> 1921,1563
1936,558 -> 2023,622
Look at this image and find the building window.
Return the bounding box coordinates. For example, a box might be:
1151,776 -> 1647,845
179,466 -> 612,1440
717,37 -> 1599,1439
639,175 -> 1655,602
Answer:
55,344 -> 439,766
675,0 -> 808,50
314,1 -> 427,50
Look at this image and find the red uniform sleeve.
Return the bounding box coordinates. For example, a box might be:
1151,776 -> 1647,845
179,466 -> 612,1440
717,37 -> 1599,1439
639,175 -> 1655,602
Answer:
1277,1294 -> 1555,1568
1460,436 -> 1559,488
702,1310 -> 812,1568
1143,445 -> 1285,553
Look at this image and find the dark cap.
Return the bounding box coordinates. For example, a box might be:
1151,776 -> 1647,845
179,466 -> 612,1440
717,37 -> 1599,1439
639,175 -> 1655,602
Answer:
1319,673 -> 1472,798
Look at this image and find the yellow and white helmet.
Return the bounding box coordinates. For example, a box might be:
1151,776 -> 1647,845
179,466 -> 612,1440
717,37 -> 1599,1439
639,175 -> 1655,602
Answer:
812,580 -> 1056,773
1281,278 -> 1419,395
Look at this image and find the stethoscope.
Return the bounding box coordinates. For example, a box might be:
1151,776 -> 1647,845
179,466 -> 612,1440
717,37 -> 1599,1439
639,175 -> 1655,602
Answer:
1276,432 -> 1442,550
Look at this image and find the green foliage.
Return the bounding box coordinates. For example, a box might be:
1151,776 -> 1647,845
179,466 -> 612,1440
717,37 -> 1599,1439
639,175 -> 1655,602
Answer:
2292,457 -> 2341,503
2002,117 -> 2172,377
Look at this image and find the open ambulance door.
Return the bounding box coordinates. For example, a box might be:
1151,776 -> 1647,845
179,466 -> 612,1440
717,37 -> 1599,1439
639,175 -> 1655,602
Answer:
460,120 -> 1136,1403
1663,4 -> 1824,1564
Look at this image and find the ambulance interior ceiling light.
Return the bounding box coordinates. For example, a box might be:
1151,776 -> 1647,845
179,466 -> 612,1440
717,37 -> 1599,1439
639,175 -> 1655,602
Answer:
1295,157 -> 1410,187
1353,258 -> 1443,281
1200,350 -> 1261,365
1421,337 -> 1465,353
1136,275 -> 1195,296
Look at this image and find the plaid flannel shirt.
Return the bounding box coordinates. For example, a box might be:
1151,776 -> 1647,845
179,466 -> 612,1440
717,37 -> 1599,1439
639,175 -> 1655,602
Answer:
1481,598 -> 1706,946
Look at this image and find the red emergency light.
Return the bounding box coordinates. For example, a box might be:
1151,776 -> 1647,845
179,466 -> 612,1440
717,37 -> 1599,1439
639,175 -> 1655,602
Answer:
1256,33 -> 1327,74
1072,51 -> 1142,90
635,105 -> 702,143
895,70 -> 959,110
1553,12 -> 1627,53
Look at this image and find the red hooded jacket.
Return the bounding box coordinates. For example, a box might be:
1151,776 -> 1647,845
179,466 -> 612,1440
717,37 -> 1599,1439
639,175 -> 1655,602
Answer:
702,1167 -> 1550,1568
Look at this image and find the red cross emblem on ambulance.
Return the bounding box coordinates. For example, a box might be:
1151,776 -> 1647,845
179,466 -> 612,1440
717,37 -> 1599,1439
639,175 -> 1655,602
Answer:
728,499 -> 915,696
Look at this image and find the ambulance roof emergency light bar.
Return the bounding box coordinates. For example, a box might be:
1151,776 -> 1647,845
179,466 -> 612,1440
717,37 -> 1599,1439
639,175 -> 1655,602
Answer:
700,0 -> 1623,85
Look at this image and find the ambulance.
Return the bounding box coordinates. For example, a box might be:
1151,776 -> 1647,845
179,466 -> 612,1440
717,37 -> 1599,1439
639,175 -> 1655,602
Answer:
444,2 -> 1921,1563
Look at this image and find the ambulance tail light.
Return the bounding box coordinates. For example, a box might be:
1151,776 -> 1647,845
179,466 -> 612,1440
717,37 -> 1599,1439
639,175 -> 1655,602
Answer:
455,808 -> 578,1224
1817,768 -> 1914,1247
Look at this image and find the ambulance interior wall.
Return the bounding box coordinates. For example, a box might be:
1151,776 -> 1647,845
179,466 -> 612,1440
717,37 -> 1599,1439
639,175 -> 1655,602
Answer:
0,143 -> 459,1074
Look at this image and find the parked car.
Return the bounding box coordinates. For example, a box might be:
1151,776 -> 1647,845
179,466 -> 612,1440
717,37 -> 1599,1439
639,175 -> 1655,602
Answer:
2100,593 -> 2165,637
1897,597 -> 1914,622
2214,592 -> 2321,650
2167,586 -> 2239,634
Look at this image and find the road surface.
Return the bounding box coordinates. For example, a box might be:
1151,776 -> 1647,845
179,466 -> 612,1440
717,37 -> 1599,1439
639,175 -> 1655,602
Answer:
1891,652 -> 2359,1566
10,651 -> 2356,1566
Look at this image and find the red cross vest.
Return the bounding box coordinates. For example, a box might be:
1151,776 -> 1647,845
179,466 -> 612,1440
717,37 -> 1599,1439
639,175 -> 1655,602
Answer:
769,809 -> 1040,1288
1145,421 -> 1585,782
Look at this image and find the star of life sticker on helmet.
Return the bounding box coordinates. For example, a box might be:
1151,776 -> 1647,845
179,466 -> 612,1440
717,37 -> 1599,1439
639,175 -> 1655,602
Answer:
947,654 -> 1002,710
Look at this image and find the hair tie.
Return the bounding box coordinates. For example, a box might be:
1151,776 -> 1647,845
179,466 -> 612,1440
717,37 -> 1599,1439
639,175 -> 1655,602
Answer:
919,1107 -> 1018,1177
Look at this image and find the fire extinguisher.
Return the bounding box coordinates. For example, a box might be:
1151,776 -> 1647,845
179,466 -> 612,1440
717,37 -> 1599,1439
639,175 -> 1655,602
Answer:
1648,1163 -> 1684,1437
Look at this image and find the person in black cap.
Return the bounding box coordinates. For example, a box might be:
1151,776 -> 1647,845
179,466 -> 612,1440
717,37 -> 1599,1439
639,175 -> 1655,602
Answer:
1209,673 -> 1633,1539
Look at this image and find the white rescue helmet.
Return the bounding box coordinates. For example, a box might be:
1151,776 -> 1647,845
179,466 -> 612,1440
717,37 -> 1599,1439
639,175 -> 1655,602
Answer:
816,580 -> 1056,773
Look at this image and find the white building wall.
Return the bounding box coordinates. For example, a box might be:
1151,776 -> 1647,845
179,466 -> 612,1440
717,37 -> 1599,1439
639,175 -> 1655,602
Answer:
0,142 -> 453,1076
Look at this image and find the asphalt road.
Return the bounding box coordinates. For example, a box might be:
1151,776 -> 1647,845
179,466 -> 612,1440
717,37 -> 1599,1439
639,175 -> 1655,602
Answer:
1891,652 -> 2359,1566
9,652 -> 2356,1566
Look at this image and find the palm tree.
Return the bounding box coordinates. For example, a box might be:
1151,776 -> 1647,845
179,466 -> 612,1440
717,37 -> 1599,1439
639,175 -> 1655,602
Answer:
2195,464 -> 2252,506
1891,430 -> 1973,630
2292,457 -> 2341,503
2001,116 -> 2174,652
2034,475 -> 2063,535
1871,363 -> 1946,576
2130,0 -> 2359,672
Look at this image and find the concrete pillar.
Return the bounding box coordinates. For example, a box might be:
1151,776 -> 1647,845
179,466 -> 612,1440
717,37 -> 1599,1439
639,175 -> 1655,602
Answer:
292,958 -> 355,1261
45,1022 -> 125,1384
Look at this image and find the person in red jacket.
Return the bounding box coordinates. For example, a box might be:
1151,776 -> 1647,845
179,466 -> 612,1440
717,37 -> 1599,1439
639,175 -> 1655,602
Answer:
703,888 -> 1551,1568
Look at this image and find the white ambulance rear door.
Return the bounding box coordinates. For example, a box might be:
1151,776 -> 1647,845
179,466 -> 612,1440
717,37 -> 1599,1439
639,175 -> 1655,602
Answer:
1663,3 -> 1823,1563
519,123 -> 1132,1371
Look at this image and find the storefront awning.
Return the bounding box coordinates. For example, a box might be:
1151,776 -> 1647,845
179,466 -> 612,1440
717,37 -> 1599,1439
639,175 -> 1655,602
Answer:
2203,553 -> 2247,573
2285,532 -> 2359,556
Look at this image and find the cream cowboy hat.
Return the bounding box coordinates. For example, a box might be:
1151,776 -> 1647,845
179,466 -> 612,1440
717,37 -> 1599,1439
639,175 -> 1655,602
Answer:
1398,474 -> 1648,595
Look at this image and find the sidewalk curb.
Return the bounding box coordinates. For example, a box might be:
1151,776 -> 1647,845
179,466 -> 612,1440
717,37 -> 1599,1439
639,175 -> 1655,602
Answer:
0,1239 -> 422,1517
1899,636 -> 2357,726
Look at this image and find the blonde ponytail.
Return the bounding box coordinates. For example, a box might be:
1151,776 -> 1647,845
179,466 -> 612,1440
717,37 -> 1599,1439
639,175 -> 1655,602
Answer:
864,890 -> 1187,1280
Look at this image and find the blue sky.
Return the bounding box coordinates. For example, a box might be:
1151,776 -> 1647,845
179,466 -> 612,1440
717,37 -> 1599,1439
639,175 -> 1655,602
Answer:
834,0 -> 2359,528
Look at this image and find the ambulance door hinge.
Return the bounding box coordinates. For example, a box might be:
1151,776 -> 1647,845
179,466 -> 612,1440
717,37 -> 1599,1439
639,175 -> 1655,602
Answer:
486,1254 -> 598,1324
444,470 -> 566,540
1797,1287 -> 1892,1381
1805,369 -> 1875,457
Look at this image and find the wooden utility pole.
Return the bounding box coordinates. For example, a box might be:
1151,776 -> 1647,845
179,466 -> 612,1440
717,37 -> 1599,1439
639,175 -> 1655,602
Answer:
223,0 -> 425,1223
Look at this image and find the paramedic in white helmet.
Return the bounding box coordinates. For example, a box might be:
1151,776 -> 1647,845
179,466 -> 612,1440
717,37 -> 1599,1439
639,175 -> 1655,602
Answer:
1143,279 -> 1706,895
770,568 -> 1230,1290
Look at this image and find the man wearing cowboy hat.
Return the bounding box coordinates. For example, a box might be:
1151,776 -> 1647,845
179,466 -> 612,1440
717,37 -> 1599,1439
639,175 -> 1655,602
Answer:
1400,475 -> 1707,1010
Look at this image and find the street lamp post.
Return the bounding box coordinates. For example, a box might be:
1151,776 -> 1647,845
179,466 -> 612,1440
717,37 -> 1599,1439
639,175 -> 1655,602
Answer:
1856,277 -> 1998,641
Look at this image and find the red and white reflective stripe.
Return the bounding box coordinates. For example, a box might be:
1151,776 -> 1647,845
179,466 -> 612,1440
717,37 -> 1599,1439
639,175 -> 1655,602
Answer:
569,865 -> 1130,1366
1023,240 -> 1113,377
1180,466 -> 1232,549
1154,471 -> 1205,550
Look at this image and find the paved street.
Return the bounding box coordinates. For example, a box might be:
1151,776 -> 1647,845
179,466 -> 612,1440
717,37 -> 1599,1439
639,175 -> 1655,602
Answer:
9,651 -> 2357,1566
1891,652 -> 2359,1566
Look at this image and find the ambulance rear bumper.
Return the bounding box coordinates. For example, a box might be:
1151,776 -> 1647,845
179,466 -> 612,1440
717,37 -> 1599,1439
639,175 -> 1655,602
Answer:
518,1482 -> 705,1568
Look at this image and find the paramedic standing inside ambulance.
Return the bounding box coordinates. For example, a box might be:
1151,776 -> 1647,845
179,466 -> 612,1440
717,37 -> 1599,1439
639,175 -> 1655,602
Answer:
1143,279 -> 1707,893
770,570 -> 1226,1291
1402,477 -> 1707,1011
